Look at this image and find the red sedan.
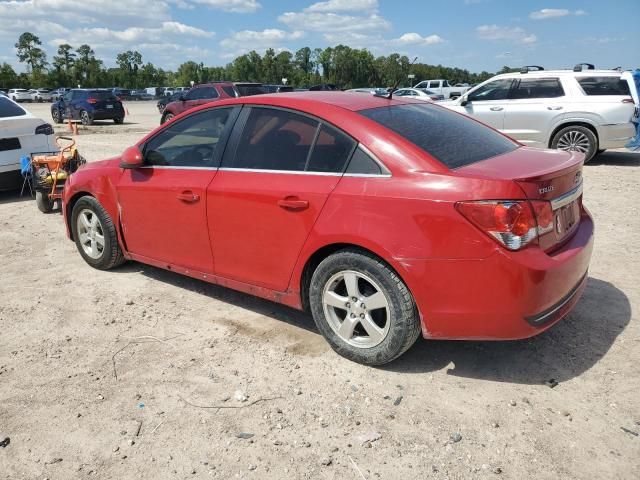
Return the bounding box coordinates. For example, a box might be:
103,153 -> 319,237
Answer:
62,92 -> 593,365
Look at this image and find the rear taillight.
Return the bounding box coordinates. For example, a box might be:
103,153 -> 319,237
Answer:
456,200 -> 553,251
35,123 -> 53,135
87,97 -> 97,104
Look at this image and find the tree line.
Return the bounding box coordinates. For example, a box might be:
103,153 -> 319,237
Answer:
1,31 -> 513,90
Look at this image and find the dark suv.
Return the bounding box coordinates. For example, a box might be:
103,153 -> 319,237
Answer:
161,83 -> 236,124
51,89 -> 125,125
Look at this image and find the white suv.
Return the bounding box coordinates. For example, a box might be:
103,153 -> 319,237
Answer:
444,65 -> 638,161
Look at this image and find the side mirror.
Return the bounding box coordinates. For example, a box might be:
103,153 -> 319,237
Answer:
459,95 -> 469,107
120,145 -> 143,169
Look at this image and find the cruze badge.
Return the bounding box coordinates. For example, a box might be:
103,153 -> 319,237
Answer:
539,185 -> 554,195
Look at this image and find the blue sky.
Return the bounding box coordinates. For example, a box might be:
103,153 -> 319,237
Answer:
0,0 -> 638,73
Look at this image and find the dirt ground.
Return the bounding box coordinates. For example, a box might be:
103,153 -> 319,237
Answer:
1,101 -> 638,480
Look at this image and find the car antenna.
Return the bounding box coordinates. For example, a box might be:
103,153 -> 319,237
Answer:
386,56 -> 418,100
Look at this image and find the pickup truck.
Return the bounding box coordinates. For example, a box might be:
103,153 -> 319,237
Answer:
413,79 -> 470,99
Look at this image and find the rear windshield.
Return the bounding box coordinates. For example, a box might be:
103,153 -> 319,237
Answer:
0,97 -> 26,118
577,76 -> 631,96
88,90 -> 116,100
359,103 -> 518,169
236,85 -> 266,96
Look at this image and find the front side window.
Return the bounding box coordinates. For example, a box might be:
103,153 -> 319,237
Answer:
144,108 -> 234,167
228,108 -> 318,171
199,87 -> 218,99
184,88 -> 202,100
467,79 -> 513,102
360,103 -> 518,169
510,78 -> 564,99
577,76 -> 631,96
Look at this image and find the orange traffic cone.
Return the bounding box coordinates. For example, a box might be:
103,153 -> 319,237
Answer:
72,122 -> 79,135
67,117 -> 73,133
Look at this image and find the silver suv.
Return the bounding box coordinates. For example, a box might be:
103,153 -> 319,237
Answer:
444,65 -> 638,161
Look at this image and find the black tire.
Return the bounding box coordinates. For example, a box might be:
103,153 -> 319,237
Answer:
51,108 -> 62,124
161,112 -> 174,125
35,191 -> 54,213
596,149 -> 605,156
71,196 -> 125,270
309,249 -> 421,365
80,110 -> 93,126
113,116 -> 124,124
551,125 -> 598,163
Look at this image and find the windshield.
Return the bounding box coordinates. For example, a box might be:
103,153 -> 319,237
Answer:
359,103 -> 518,169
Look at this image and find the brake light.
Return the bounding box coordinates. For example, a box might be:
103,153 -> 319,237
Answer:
456,200 -> 553,251
87,97 -> 97,104
35,123 -> 53,135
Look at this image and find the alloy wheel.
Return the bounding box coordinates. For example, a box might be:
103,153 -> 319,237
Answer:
322,270 -> 390,348
76,209 -> 105,259
556,130 -> 590,153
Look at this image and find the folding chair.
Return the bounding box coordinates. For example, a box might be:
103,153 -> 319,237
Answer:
19,155 -> 33,197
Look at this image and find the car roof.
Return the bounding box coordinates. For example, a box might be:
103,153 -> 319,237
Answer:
492,69 -> 624,80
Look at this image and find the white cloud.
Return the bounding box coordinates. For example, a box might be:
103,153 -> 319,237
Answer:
476,25 -> 537,44
279,11 -> 390,33
219,29 -> 304,57
305,0 -> 378,12
193,0 -> 261,13
392,33 -> 444,46
529,8 -> 588,20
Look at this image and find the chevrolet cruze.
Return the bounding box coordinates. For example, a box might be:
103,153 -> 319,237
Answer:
62,92 -> 594,365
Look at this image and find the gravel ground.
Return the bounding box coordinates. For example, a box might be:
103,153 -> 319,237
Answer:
0,101 -> 639,480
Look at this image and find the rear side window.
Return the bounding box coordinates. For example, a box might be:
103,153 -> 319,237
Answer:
578,76 -> 631,95
306,124 -> 356,173
0,97 -> 26,118
229,108 -> 318,171
360,104 -> 518,169
222,86 -> 237,97
510,78 -> 564,99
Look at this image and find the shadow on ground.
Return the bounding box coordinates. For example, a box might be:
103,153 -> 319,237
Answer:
589,150 -> 640,167
0,189 -> 33,205
112,262 -> 630,384
384,277 -> 630,384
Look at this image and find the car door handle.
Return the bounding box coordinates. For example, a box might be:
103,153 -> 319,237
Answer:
278,197 -> 309,210
547,106 -> 563,110
177,191 -> 200,203
489,106 -> 504,111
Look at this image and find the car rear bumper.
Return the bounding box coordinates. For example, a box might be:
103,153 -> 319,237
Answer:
91,109 -> 125,120
597,122 -> 636,149
401,208 -> 594,340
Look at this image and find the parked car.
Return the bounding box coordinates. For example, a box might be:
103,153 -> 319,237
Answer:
346,88 -> 388,95
0,91 -> 7,97
8,89 -> 32,102
52,88 -> 71,101
62,92 -> 593,365
157,92 -> 182,114
263,84 -> 295,94
413,79 -> 470,99
443,65 -> 638,161
31,88 -> 54,102
51,89 -> 125,125
111,88 -> 133,100
392,88 -> 445,101
130,89 -> 155,101
0,96 -> 55,190
160,82 -> 237,124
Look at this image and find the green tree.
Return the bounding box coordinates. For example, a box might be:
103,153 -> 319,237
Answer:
74,44 -> 102,87
51,44 -> 75,87
116,50 -> 143,88
0,63 -> 18,89
15,32 -> 47,74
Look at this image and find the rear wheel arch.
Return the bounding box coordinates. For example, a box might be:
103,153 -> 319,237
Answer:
548,121 -> 598,148
299,243 -> 412,313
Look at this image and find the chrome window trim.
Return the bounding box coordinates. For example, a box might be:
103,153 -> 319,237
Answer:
217,167 -> 342,176
551,181 -> 583,210
139,165 -> 218,171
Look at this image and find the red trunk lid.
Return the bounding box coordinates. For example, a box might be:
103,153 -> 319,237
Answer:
458,147 -> 585,250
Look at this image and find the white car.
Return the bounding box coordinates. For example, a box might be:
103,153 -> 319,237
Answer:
443,65 -> 638,161
0,96 -> 56,191
31,89 -> 54,102
8,89 -> 32,102
393,88 -> 445,101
